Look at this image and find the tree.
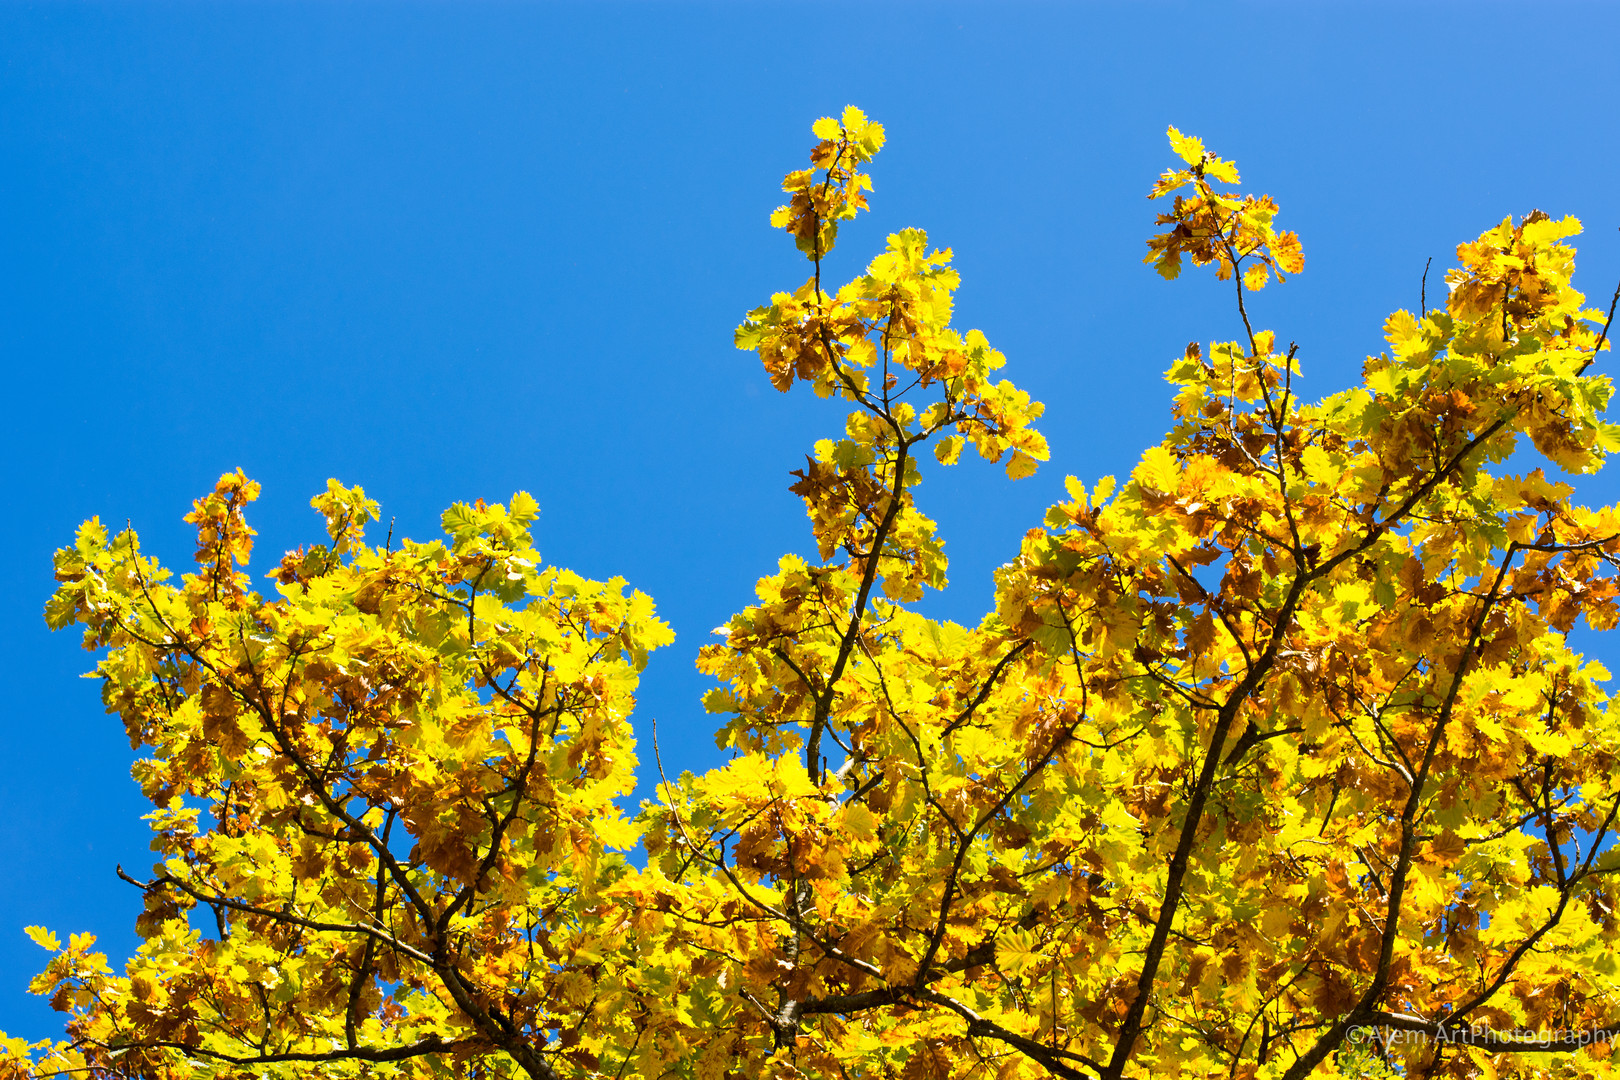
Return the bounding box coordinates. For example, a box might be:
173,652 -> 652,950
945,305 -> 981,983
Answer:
5,108 -> 1620,1080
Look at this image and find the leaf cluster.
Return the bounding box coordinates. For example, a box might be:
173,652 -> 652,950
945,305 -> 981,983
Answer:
7,113 -> 1620,1080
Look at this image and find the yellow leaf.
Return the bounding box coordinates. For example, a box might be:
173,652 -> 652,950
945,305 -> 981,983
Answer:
593,813 -> 641,850
1271,230 -> 1304,274
842,804 -> 877,840
1005,449 -> 1039,480
1167,125 -> 1205,166
1030,873 -> 1070,910
1133,445 -> 1180,493
998,928 -> 1042,976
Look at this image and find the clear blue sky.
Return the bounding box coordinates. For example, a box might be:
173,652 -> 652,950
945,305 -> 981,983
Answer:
3,0 -> 1619,1041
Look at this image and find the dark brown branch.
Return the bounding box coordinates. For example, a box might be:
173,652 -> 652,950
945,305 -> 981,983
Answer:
347,808 -> 395,1049
1103,561 -> 1313,1080
1588,267 -> 1620,371
116,866 -> 435,968
916,686 -> 1085,985
1277,542 -> 1523,1080
941,640 -> 1032,736
807,438 -> 912,784
438,671 -> 553,935
96,1033 -> 480,1067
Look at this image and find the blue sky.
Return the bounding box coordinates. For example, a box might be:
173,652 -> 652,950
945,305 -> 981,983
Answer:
3,0 -> 1619,1040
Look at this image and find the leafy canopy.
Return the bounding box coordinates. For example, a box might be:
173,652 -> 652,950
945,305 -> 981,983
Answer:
5,109 -> 1620,1080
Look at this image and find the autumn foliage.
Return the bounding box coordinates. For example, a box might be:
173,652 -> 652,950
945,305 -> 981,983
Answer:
4,109 -> 1620,1080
